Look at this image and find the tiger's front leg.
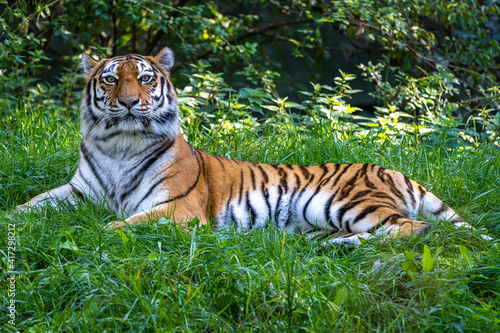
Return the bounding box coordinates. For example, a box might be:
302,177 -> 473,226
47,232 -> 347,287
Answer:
106,201 -> 209,230
16,183 -> 82,212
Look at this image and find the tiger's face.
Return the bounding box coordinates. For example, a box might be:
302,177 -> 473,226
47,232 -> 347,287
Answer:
80,48 -> 179,148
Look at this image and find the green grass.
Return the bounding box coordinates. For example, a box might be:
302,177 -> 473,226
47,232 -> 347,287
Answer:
1,104 -> 500,332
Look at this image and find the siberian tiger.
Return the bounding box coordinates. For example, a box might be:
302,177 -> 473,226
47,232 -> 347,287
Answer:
16,47 -> 490,244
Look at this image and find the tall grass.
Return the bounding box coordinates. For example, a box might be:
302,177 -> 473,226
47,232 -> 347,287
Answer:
1,104 -> 499,332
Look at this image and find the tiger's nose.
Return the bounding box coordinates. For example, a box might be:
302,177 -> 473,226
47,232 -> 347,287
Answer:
118,97 -> 139,109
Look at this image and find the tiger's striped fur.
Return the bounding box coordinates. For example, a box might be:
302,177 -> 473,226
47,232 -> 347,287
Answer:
17,48 -> 489,244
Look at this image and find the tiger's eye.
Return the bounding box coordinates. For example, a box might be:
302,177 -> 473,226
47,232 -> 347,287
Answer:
103,76 -> 116,84
139,75 -> 153,84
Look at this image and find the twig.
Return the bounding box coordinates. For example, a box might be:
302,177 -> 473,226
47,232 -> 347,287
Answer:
144,0 -> 190,55
171,17 -> 313,72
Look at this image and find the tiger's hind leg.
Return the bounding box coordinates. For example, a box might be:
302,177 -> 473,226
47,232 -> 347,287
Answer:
323,207 -> 432,245
419,192 -> 494,241
323,232 -> 375,246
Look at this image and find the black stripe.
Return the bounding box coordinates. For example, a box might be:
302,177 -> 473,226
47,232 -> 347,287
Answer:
372,192 -> 392,199
224,182 -> 234,225
157,149 -> 202,205
249,167 -> 256,190
404,176 -> 416,206
128,140 -> 164,159
418,185 -> 426,201
385,174 -> 407,206
105,117 -> 118,130
317,164 -> 329,184
294,174 -> 316,228
351,205 -> 381,225
336,199 -> 369,230
257,165 -> 269,183
284,173 -> 302,228
318,164 -> 340,187
152,77 -> 165,102
75,168 -> 91,188
246,191 -> 257,229
69,184 -> 85,201
299,166 -> 310,179
337,167 -> 363,201
330,164 -> 353,189
302,186 -> 322,227
75,168 -> 100,199
94,129 -> 123,142
227,183 -> 234,206
285,187 -> 299,228
351,190 -> 372,201
303,165 -> 332,223
278,167 -> 288,194
275,185 -> 283,223
261,182 -> 272,223
214,155 -> 226,171
80,142 -> 107,190
372,200 -> 399,210
92,78 -> 106,112
377,166 -> 386,182
433,202 -> 448,215
197,150 -> 208,179
132,171 -> 180,212
83,81 -> 98,123
361,164 -> 376,189
324,189 -> 339,230
229,205 -> 236,226
119,140 -> 175,202
381,213 -> 404,225
360,164 -> 369,177
238,170 -> 244,204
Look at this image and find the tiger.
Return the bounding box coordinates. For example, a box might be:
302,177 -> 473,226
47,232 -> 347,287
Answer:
16,47 -> 492,245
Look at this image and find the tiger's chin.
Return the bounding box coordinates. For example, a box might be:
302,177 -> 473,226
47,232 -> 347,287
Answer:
85,115 -> 179,157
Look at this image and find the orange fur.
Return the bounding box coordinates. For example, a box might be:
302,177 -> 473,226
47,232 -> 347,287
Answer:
18,48 -> 490,244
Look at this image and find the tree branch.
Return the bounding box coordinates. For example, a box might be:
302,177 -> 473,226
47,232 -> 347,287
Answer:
348,20 -> 481,93
171,17 -> 313,72
144,0 -> 190,55
263,32 -> 369,54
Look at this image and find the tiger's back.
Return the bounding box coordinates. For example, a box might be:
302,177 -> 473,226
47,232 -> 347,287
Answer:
17,47 -> 489,244
194,149 -> 464,242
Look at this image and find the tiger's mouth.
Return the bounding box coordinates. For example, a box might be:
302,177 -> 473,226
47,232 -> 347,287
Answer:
104,111 -> 151,129
106,105 -> 153,118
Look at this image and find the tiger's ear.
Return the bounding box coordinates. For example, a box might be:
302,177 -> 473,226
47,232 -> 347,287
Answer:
81,53 -> 98,76
155,47 -> 174,71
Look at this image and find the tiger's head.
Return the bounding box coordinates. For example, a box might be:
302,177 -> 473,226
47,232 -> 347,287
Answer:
80,48 -> 179,152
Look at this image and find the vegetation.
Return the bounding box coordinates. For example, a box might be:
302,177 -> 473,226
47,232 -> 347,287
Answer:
1,0 -> 500,332
1,102 -> 500,332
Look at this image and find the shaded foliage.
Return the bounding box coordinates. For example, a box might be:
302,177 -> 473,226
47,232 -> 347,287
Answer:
0,0 -> 499,143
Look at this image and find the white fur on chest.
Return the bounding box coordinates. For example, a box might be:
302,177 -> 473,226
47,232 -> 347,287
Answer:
71,139 -> 175,218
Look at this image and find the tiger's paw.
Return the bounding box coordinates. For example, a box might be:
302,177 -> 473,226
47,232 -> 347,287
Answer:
323,232 -> 375,246
16,203 -> 30,211
105,221 -> 131,231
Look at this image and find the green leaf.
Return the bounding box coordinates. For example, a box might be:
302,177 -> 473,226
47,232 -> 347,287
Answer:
59,240 -> 79,252
117,229 -> 129,247
147,252 -> 160,261
333,287 -> 348,307
402,250 -> 418,275
422,245 -> 432,273
459,245 -> 473,268
431,246 -> 443,267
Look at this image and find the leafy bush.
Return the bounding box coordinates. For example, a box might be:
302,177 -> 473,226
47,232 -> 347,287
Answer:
1,1 -> 499,138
